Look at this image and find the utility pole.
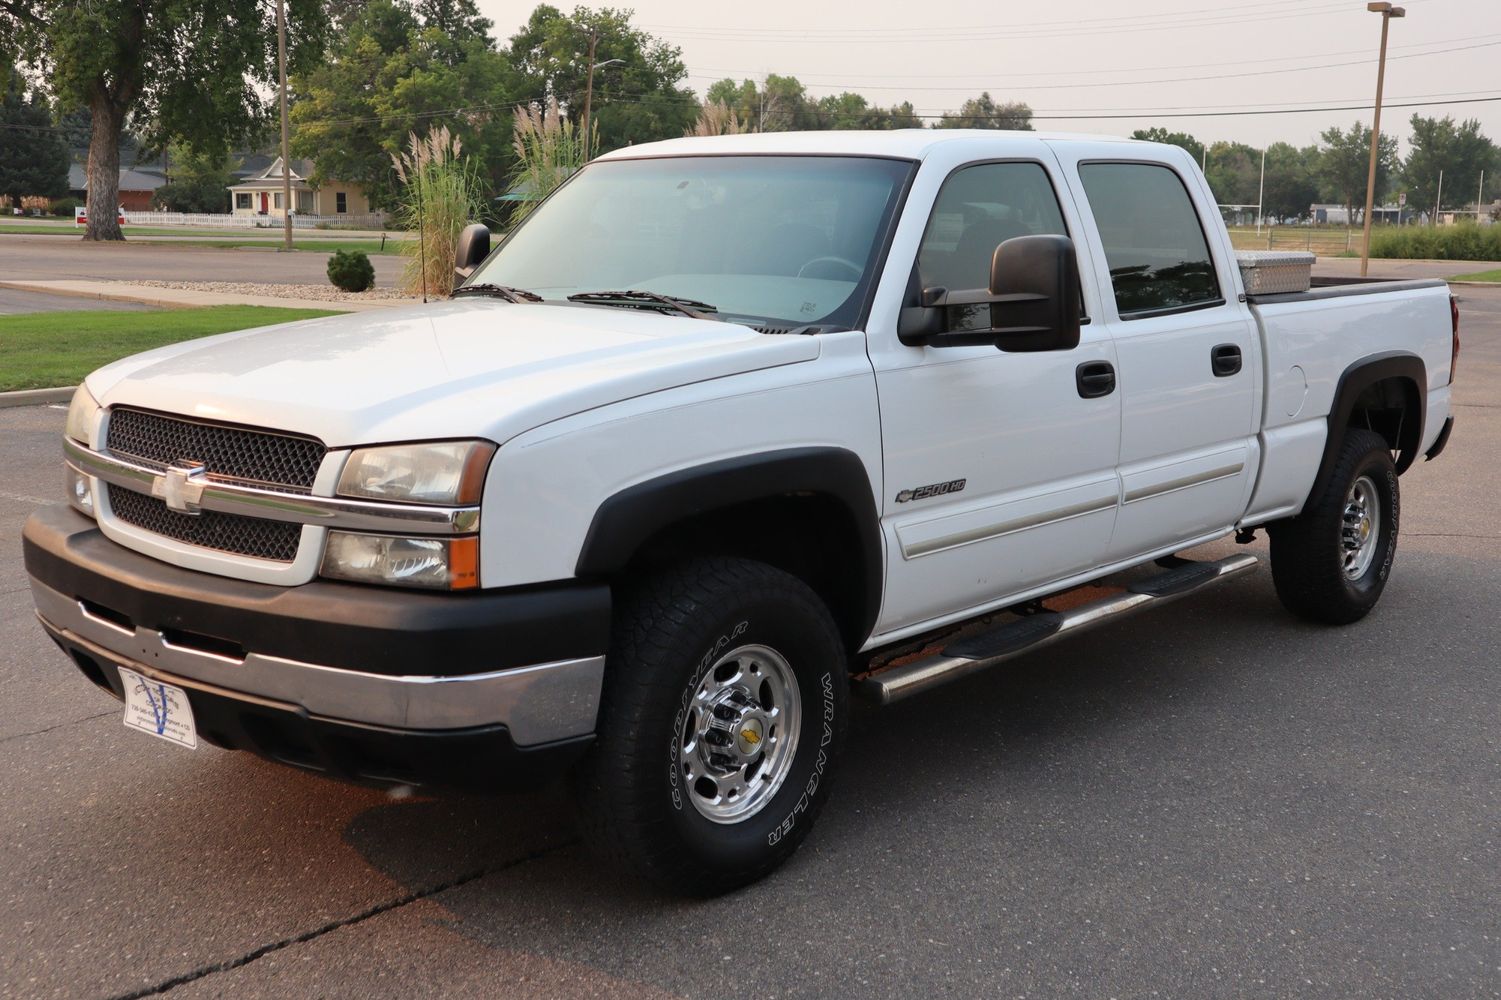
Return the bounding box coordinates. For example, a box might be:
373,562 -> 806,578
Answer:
1256,146 -> 1266,234
277,0 -> 293,252
1360,2 -> 1403,277
579,33 -> 622,162
1434,168 -> 1443,225
1479,170 -> 1486,220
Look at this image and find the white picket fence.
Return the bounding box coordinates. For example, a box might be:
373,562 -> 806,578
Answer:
117,211 -> 388,230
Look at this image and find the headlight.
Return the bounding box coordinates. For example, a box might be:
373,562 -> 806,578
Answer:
65,385 -> 101,446
321,532 -> 479,590
337,440 -> 495,505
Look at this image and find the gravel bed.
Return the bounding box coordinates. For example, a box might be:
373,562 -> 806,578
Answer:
125,280 -> 416,303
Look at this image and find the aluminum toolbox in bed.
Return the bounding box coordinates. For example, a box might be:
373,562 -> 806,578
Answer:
1235,250 -> 1315,295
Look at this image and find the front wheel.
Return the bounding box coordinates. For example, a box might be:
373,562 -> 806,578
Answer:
573,558 -> 848,895
1269,428 -> 1400,625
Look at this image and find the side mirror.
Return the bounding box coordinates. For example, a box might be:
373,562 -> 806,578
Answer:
454,223 -> 491,279
987,234 -> 1081,352
898,234 -> 1081,352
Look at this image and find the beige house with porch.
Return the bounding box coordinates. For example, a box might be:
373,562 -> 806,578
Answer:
228,157 -> 373,220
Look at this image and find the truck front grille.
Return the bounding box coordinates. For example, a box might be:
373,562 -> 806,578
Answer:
106,407 -> 325,493
107,485 -> 303,563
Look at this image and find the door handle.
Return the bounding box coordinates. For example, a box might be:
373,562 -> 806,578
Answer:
1075,361 -> 1116,399
1211,344 -> 1242,377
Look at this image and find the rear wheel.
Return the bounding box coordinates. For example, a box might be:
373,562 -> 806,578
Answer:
573,557 -> 848,895
1269,428 -> 1399,625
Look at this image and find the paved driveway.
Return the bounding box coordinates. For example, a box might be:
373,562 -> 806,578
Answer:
0,288 -> 1497,999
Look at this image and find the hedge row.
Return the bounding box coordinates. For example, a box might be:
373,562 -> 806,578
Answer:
1370,223 -> 1501,261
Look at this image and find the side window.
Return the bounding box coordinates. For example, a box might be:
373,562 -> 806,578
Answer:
918,162 -> 1068,292
1077,162 -> 1221,316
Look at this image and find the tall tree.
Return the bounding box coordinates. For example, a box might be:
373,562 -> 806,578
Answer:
1131,128 -> 1205,166
1402,114 -> 1497,215
937,93 -> 1032,131
291,0 -> 517,209
504,5 -> 697,152
149,142 -> 234,213
0,66 -> 69,210
1318,121 -> 1398,226
1260,142 -> 1321,221
1203,140 -> 1260,207
1,1 -> 328,240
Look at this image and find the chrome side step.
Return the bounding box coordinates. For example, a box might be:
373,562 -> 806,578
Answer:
855,553 -> 1260,705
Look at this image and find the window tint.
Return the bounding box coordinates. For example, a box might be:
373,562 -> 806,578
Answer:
1078,162 -> 1220,316
919,162 -> 1068,291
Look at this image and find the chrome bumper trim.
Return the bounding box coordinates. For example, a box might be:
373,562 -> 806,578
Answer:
64,437 -> 480,536
33,579 -> 601,745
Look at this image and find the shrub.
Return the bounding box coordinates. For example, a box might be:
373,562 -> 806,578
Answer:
326,249 -> 375,292
391,125 -> 483,298
508,97 -> 590,226
51,197 -> 81,217
1369,223 -> 1501,261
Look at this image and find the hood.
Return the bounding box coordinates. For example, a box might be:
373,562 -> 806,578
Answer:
87,299 -> 822,446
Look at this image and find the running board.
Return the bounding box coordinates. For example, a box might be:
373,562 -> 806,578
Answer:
855,553 -> 1260,705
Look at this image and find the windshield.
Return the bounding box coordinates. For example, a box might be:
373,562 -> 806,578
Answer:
471,155 -> 914,328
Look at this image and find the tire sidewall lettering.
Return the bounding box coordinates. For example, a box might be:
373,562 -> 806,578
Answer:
766,671 -> 835,847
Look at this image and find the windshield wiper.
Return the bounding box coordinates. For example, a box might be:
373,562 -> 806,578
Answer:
566,289 -> 720,320
452,282 -> 543,303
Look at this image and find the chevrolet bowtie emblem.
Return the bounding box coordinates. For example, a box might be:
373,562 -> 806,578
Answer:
151,462 -> 208,515
740,727 -> 761,746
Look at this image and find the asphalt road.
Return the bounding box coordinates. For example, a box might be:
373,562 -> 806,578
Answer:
1,287 -> 1498,999
0,234 -> 403,286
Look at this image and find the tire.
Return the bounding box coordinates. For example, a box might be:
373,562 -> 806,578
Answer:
573,557 -> 849,895
1269,428 -> 1400,625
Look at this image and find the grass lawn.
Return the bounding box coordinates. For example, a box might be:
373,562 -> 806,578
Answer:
0,305 -> 340,392
135,237 -> 401,254
1452,268 -> 1501,282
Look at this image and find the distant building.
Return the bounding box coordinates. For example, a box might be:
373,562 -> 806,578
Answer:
227,157 -> 373,220
66,165 -> 166,211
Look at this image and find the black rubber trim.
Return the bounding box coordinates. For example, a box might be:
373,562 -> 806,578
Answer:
1247,277 -> 1447,305
575,447 -> 883,641
1128,562 -> 1218,597
23,505 -> 609,677
943,613 -> 1063,660
63,641 -> 588,790
1308,352 -> 1427,504
1425,415 -> 1454,462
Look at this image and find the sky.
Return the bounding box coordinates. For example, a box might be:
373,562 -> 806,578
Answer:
477,0 -> 1501,157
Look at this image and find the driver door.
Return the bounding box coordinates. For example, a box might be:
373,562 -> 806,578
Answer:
869,157 -> 1122,638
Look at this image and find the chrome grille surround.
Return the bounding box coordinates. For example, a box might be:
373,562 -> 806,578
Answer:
107,484 -> 303,562
105,407 -> 326,494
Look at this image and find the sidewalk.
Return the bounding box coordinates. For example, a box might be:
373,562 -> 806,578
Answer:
0,279 -> 407,313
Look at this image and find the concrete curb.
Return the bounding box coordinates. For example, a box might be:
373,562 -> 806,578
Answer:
0,386 -> 75,409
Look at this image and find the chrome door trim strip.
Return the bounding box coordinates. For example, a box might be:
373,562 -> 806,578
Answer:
1121,462 -> 1244,506
66,437 -> 479,536
902,495 -> 1118,559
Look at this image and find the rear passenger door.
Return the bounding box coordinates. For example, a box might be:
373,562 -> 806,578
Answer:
1060,151 -> 1259,561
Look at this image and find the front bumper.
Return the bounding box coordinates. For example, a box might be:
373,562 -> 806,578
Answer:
23,505 -> 610,788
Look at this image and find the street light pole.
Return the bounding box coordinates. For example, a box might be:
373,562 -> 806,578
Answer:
277,0 -> 292,252
580,34 -> 623,162
1360,2 -> 1403,277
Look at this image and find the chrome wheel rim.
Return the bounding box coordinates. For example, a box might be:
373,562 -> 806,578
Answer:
1341,475 -> 1381,580
679,644 -> 801,824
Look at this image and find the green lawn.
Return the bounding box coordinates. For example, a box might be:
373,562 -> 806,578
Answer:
133,237 -> 402,254
0,305 -> 340,392
1452,268 -> 1501,282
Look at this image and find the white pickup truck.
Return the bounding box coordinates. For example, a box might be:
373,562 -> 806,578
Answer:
25,131 -> 1458,893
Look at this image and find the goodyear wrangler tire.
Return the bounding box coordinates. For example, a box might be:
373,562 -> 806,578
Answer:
1269,428 -> 1400,625
573,557 -> 848,895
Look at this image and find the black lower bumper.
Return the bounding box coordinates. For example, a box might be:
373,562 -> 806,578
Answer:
52,629 -> 590,789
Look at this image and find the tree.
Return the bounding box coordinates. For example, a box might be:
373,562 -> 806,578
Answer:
1260,142 -> 1321,221
0,67 -> 68,210
1203,141 -> 1260,207
1130,128 -> 1205,166
1403,114 -> 1497,214
504,5 -> 698,152
149,143 -> 233,213
1317,121 -> 1398,226
937,93 -> 1032,131
291,0 -> 517,209
1,0 -> 329,240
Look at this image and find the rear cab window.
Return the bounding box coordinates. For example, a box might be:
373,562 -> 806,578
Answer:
1077,162 -> 1222,318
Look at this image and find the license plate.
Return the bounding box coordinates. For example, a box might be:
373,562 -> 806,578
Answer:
118,667 -> 197,749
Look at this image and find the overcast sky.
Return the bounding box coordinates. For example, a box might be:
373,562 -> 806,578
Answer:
478,0 -> 1500,156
